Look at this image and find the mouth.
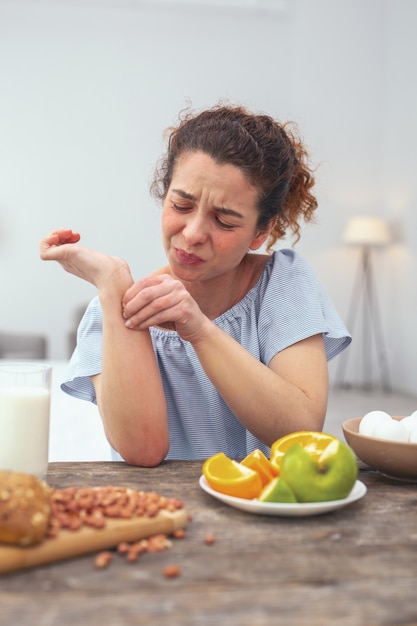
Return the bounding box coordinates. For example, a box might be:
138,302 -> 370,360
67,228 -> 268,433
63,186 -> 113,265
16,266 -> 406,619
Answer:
174,248 -> 204,266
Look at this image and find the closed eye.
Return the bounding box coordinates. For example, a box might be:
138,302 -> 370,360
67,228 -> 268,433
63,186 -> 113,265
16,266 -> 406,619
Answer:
172,202 -> 191,212
215,216 -> 237,230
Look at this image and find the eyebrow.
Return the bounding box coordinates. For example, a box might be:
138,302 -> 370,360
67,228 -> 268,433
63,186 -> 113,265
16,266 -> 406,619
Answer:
171,189 -> 244,219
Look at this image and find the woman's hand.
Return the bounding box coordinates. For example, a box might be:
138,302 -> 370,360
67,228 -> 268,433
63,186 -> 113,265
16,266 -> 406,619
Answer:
122,273 -> 208,342
40,228 -> 133,290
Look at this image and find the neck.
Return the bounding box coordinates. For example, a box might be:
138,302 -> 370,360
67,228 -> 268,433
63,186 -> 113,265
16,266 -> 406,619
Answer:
155,253 -> 269,322
185,253 -> 266,319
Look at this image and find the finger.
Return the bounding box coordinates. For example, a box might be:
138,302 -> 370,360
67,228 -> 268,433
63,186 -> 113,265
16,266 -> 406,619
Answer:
122,275 -> 165,305
40,229 -> 81,260
124,291 -> 182,329
50,229 -> 81,244
41,229 -> 79,247
122,282 -> 168,319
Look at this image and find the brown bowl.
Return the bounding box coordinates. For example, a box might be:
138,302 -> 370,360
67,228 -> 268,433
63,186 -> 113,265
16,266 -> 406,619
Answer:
342,416 -> 417,481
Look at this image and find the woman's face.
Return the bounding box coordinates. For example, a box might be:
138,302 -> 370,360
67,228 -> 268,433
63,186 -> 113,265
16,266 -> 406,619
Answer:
161,151 -> 269,284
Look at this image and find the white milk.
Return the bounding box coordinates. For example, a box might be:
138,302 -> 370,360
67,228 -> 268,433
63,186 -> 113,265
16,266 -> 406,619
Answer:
0,386 -> 51,477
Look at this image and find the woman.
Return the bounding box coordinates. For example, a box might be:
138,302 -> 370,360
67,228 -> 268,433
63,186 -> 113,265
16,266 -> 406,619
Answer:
40,104 -> 350,466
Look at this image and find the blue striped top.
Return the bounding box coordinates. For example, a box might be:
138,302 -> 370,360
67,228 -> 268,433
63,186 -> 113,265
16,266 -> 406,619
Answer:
62,250 -> 351,461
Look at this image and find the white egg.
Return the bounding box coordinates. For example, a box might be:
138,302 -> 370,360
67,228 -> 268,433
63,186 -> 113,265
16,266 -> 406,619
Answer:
359,410 -> 392,437
372,419 -> 409,442
400,414 -> 417,434
409,429 -> 417,443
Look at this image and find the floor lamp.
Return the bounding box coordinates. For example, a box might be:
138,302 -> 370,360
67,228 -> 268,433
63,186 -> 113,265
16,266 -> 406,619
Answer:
335,216 -> 391,392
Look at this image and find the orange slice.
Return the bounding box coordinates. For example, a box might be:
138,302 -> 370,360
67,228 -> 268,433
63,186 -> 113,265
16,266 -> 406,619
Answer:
240,448 -> 279,486
270,431 -> 336,471
202,452 -> 263,499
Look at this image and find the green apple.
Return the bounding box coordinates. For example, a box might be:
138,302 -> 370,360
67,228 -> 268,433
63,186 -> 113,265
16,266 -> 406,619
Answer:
280,439 -> 358,502
258,476 -> 298,503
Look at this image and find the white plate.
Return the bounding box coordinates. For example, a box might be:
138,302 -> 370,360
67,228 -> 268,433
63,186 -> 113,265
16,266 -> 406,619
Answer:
199,475 -> 367,517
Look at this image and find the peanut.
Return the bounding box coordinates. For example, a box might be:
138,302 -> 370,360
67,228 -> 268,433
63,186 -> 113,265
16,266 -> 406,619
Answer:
46,485 -> 184,538
147,534 -> 172,552
117,541 -> 130,554
163,564 -> 181,578
94,551 -> 113,569
45,485 -> 187,572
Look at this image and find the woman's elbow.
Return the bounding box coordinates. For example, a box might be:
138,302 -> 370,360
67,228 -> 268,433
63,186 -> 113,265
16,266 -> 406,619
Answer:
114,434 -> 170,468
121,447 -> 168,468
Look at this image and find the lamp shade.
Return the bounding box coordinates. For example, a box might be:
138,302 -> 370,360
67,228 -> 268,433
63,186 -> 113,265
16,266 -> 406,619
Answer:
343,216 -> 390,247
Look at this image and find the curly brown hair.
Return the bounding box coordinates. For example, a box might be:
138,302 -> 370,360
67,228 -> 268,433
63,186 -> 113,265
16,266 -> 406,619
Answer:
150,104 -> 318,252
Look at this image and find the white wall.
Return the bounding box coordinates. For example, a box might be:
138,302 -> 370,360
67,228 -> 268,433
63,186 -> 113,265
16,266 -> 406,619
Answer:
0,0 -> 416,394
381,0 -> 417,394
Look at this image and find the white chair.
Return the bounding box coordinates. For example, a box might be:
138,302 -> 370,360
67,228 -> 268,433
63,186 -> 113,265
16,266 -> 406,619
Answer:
0,332 -> 47,359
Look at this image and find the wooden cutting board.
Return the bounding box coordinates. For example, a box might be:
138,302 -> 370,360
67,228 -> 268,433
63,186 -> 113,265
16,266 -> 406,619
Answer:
0,507 -> 187,575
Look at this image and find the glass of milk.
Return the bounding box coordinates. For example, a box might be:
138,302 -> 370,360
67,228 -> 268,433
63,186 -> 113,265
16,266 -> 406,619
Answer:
0,363 -> 52,478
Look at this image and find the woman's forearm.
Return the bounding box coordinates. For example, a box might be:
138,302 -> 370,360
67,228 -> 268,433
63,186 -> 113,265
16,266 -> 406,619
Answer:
93,284 -> 169,467
191,321 -> 328,446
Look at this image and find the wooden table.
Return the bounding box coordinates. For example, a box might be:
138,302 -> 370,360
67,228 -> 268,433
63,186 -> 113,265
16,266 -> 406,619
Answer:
1,461 -> 417,626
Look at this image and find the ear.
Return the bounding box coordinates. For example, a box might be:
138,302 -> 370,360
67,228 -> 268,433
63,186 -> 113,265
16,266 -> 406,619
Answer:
249,219 -> 276,250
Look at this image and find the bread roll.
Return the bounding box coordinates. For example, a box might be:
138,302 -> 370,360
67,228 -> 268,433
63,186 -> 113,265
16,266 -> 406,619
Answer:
0,469 -> 51,546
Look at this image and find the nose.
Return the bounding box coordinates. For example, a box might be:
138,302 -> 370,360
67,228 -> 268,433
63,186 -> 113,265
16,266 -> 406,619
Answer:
182,213 -> 209,247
